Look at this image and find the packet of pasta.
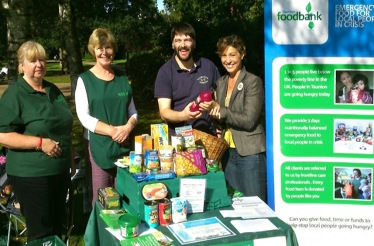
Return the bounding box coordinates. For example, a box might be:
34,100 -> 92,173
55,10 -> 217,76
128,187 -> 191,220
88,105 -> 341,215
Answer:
174,149 -> 207,177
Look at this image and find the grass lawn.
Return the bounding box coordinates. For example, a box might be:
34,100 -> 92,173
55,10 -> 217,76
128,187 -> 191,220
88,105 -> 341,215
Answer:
0,59 -> 162,245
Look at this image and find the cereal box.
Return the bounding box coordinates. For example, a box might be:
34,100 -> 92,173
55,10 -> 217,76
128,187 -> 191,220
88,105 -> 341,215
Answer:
98,187 -> 120,210
151,123 -> 169,150
175,125 -> 195,148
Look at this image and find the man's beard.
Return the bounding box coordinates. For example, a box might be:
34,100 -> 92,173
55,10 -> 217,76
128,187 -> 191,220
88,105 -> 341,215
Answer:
174,46 -> 194,61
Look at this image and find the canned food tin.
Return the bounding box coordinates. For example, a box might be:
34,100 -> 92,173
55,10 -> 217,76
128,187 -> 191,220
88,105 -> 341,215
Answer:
160,157 -> 173,171
186,147 -> 197,152
176,144 -> 183,152
158,198 -> 172,226
144,201 -> 159,228
145,149 -> 159,170
171,134 -> 185,151
196,145 -> 206,158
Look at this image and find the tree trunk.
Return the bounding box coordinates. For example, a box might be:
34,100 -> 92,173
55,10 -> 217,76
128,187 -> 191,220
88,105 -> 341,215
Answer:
59,0 -> 83,104
2,0 -> 34,85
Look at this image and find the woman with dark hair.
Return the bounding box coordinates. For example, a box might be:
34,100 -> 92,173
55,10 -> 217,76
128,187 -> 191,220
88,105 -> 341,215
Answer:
337,71 -> 353,103
202,35 -> 266,202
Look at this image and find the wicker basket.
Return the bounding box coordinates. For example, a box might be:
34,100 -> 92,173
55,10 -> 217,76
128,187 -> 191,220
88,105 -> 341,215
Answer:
192,129 -> 229,161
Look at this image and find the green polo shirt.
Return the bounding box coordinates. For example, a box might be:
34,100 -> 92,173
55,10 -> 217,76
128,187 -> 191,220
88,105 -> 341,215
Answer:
0,76 -> 73,177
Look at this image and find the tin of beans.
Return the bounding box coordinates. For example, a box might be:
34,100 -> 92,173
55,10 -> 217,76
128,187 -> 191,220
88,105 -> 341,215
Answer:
158,198 -> 172,226
144,201 -> 159,228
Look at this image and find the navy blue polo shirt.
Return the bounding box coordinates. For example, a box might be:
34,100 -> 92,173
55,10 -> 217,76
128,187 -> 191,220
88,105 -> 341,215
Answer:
154,55 -> 220,135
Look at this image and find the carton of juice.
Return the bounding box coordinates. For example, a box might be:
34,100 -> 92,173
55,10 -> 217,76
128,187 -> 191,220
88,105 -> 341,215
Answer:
135,134 -> 153,168
151,123 -> 169,150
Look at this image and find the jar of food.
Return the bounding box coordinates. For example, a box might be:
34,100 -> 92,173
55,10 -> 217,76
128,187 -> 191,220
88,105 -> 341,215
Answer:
118,214 -> 140,238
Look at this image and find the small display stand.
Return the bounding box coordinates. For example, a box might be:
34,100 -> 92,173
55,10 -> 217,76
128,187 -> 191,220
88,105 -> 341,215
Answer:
115,167 -> 231,221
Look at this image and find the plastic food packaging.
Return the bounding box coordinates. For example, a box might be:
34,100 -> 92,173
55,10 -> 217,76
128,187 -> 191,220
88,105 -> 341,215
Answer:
174,149 -> 207,177
142,183 -> 168,201
118,214 -> 140,238
133,170 -> 176,182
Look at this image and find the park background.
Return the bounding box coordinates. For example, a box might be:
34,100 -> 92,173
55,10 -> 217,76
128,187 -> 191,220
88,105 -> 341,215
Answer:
0,0 -> 264,245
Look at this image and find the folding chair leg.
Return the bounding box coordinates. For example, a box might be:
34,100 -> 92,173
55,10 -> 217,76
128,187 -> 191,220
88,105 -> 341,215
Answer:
7,218 -> 11,246
6,213 -> 27,245
11,214 -> 27,237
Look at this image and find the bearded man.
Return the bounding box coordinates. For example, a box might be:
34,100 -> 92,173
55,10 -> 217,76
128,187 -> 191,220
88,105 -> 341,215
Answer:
154,22 -> 221,136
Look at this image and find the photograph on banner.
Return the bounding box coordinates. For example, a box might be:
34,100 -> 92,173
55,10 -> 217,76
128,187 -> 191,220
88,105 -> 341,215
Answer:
335,70 -> 374,104
334,167 -> 372,200
280,114 -> 374,157
279,63 -> 374,109
281,162 -> 374,205
334,119 -> 373,154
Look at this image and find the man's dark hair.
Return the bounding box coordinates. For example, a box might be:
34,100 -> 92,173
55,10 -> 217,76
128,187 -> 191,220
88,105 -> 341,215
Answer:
171,22 -> 196,42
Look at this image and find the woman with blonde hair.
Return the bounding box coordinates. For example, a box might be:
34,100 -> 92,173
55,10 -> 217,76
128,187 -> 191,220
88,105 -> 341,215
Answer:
0,41 -> 75,242
75,28 -> 138,207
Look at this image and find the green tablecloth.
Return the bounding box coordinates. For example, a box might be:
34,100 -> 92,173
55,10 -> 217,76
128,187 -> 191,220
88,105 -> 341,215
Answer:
84,202 -> 299,246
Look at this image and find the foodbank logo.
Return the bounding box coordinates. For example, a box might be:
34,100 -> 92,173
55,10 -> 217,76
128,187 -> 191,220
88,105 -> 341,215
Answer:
277,2 -> 322,29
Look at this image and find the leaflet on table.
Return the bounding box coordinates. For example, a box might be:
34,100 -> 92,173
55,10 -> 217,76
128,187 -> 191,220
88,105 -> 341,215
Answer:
220,196 -> 277,219
120,231 -> 173,246
167,217 -> 235,245
99,209 -> 127,229
179,178 -> 206,213
213,236 -> 287,246
230,219 -> 279,233
105,223 -> 172,242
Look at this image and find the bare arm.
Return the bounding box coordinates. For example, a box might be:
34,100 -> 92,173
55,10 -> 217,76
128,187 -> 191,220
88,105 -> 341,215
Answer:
157,98 -> 201,123
0,132 -> 62,157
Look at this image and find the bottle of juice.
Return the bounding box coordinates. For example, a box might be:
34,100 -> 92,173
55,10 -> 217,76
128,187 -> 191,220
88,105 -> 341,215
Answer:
190,91 -> 212,112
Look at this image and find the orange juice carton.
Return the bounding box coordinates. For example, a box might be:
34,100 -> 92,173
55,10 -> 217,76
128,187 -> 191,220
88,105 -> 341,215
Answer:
151,123 -> 169,150
135,134 -> 153,166
135,134 -> 153,154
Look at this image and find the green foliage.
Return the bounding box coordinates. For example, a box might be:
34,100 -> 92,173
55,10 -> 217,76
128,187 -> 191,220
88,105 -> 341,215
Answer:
0,1 -> 265,243
0,9 -> 7,59
127,50 -> 169,102
163,0 -> 264,77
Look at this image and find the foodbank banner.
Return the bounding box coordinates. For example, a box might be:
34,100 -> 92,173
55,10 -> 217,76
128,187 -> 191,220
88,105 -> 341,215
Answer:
265,0 -> 374,245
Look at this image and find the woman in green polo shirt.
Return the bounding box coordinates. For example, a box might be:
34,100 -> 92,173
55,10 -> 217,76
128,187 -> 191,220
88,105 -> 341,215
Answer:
0,41 -> 74,242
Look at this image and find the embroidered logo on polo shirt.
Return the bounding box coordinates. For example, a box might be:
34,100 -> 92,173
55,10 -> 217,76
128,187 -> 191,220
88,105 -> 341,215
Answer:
118,92 -> 129,97
55,95 -> 67,105
197,76 -> 209,84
